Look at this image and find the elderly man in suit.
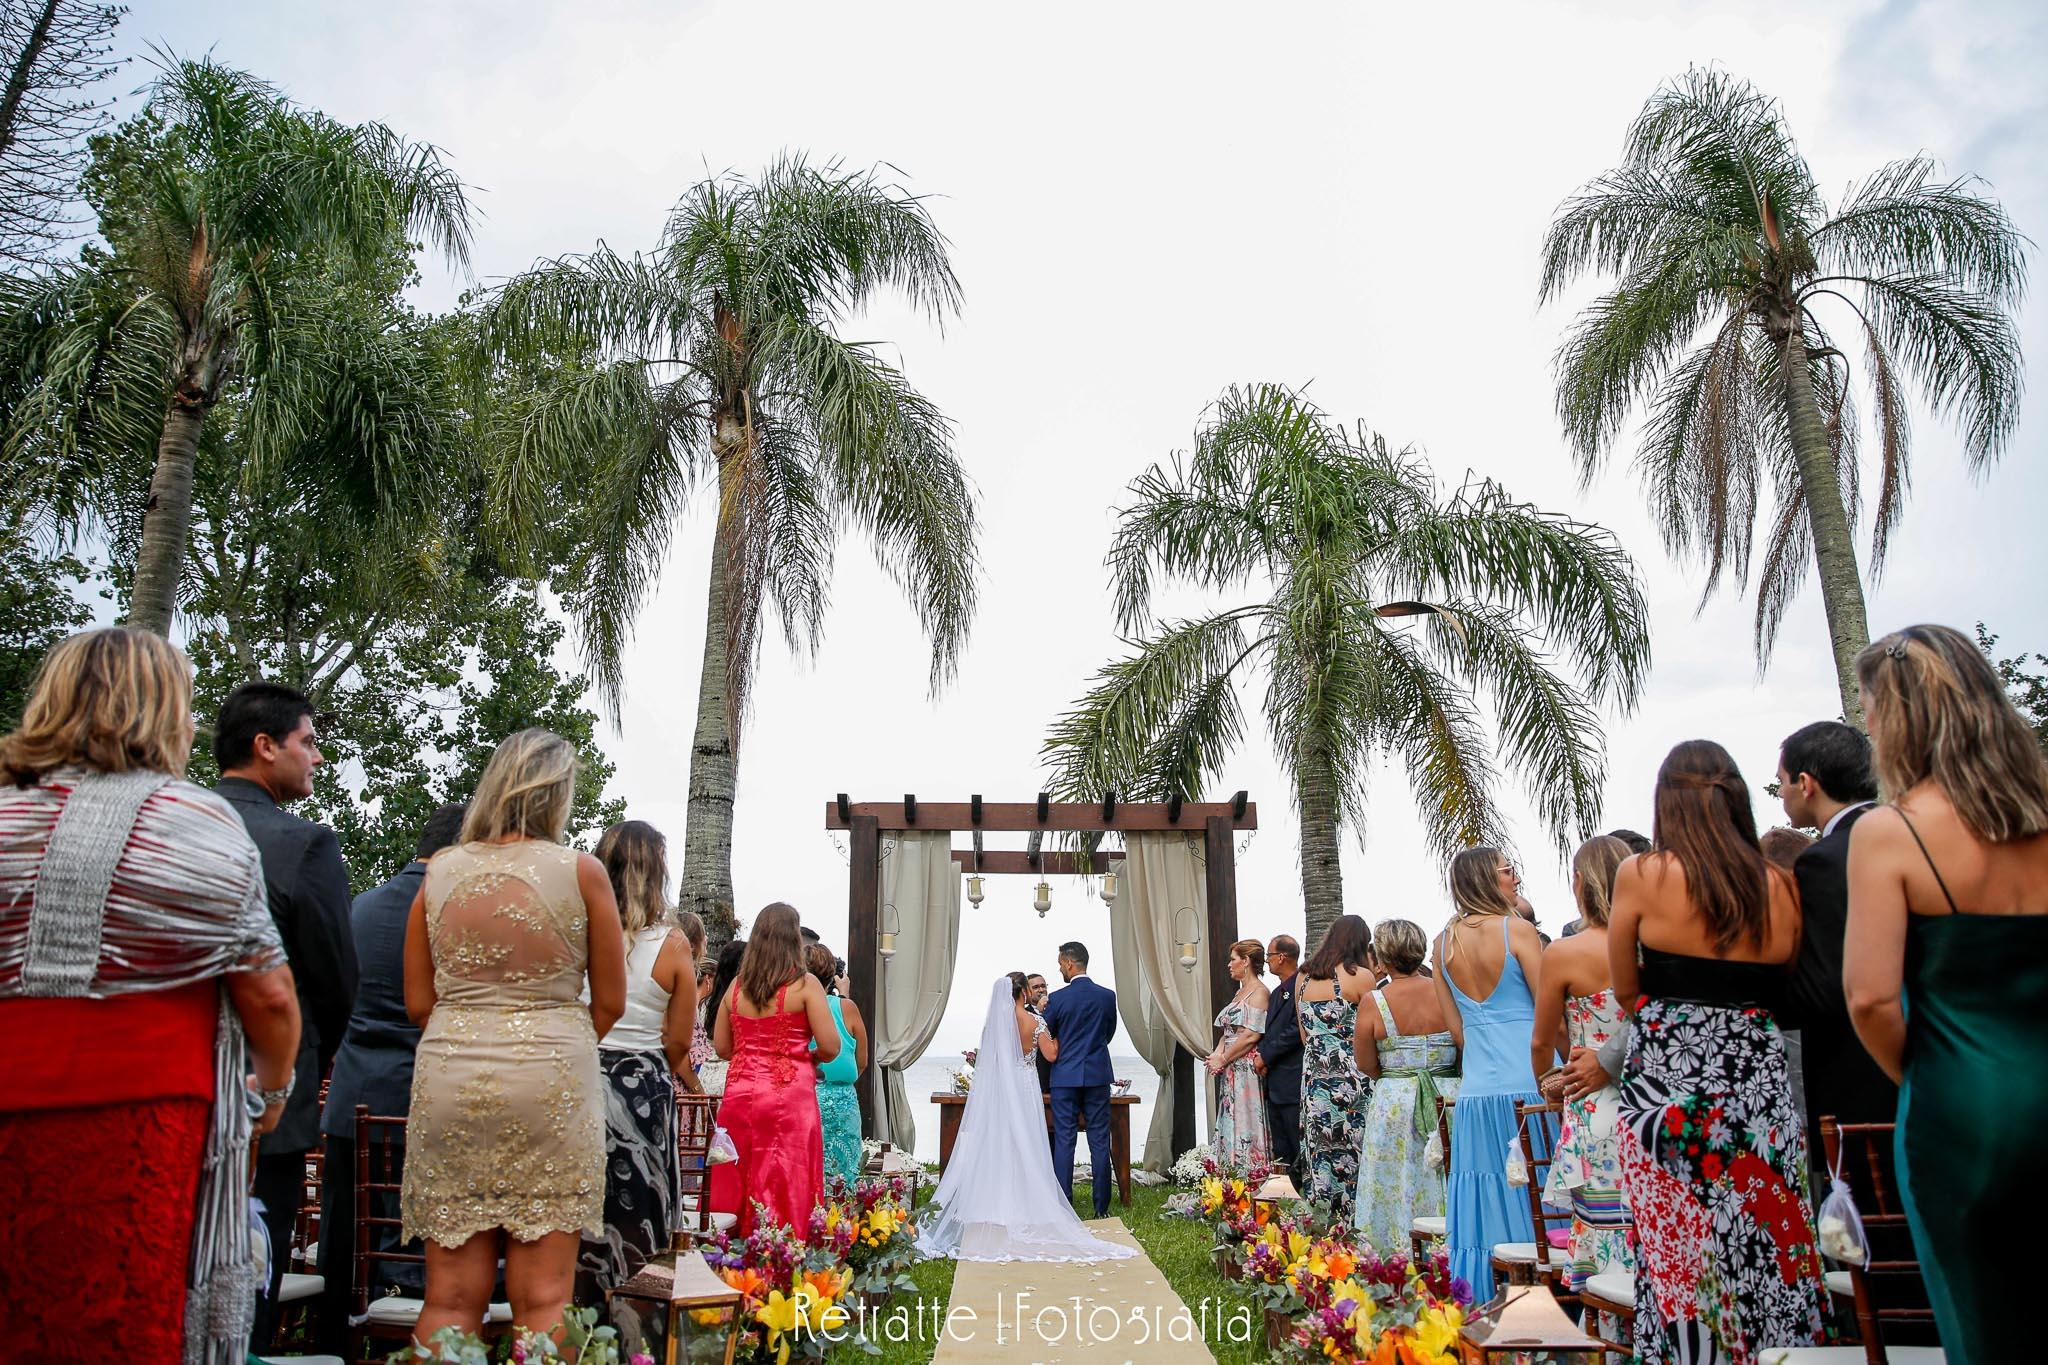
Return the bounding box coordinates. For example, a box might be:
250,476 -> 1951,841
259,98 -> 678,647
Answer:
215,681 -> 358,1348
1778,721 -> 1891,1189
1041,941 -> 1118,1217
1253,934 -> 1303,1173
312,803 -> 466,1350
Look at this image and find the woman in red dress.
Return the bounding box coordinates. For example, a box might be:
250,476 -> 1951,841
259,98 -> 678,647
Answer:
0,628 -> 303,1363
712,903 -> 839,1233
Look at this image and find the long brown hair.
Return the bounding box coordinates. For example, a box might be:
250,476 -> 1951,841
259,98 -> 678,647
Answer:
1,628 -> 195,785
1652,739 -> 1772,951
1301,915 -> 1371,980
1859,624 -> 2048,843
1570,835 -> 1630,928
737,902 -> 805,1010
596,820 -> 671,940
1448,846 -> 1517,918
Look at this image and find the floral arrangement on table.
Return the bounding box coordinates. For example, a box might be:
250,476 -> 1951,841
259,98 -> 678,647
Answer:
948,1047 -> 977,1095
388,1308 -> 646,1365
700,1216 -> 864,1363
818,1173 -> 921,1297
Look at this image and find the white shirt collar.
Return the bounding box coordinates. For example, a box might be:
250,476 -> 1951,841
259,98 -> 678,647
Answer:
1822,801 -> 1875,839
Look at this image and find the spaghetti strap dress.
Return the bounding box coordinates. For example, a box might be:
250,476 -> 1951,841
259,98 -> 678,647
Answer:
812,994 -> 862,1187
1893,811 -> 2048,1365
1442,914 -> 1542,1300
723,981 -> 824,1234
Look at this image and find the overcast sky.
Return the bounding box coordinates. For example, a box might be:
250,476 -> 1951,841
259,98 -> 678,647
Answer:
127,0 -> 2046,1051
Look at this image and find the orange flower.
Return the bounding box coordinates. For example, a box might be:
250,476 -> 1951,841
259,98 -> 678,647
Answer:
804,1268 -> 843,1302
1325,1250 -> 1355,1281
718,1266 -> 767,1304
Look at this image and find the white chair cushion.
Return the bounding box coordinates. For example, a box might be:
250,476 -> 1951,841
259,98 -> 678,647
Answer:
1584,1269 -> 1634,1306
277,1272 -> 323,1304
709,1210 -> 738,1232
259,1356 -> 347,1364
1824,1269 -> 1854,1297
1490,1241 -> 1540,1261
1761,1350 -> 1945,1365
364,1296 -> 513,1327
1410,1215 -> 1446,1236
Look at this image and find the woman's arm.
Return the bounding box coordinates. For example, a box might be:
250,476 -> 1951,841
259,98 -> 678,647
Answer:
226,962 -> 301,1136
1432,930 -> 1464,1050
1353,993 -> 1384,1078
713,991 -> 735,1060
657,932 -> 698,1073
1036,1014 -> 1059,1062
1608,860 -> 1644,1012
1530,939 -> 1569,1083
403,885 -> 436,1027
1845,811 -> 1911,1083
579,854 -> 627,1040
801,977 -> 842,1063
843,999 -> 871,1073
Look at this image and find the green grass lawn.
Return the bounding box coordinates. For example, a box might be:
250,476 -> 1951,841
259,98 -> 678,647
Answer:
846,1179 -> 1260,1365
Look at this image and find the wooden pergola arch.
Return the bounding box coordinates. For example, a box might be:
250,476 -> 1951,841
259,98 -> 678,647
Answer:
826,792 -> 1258,1144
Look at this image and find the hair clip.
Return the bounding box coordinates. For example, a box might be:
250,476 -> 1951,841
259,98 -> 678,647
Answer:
1885,639 -> 1909,659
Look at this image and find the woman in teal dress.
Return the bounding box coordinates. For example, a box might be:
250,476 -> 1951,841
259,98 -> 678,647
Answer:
1847,625 -> 2048,1365
808,944 -> 868,1187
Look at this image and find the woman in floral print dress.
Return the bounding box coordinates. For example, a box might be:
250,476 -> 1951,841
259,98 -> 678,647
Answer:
1295,915 -> 1375,1220
1208,940 -> 1271,1168
1608,742 -> 1825,1364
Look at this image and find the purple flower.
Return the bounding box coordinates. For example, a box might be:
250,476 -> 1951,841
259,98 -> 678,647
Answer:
1450,1276 -> 1474,1306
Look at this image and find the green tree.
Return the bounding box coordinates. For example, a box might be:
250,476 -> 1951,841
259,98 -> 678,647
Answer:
1542,69 -> 2027,727
0,0 -> 124,267
1978,623 -> 2048,757
0,55 -> 471,633
1044,384 -> 1650,943
0,510 -> 98,729
482,153 -> 979,940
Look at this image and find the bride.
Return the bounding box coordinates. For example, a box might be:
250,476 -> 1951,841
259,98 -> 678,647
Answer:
915,975 -> 1135,1262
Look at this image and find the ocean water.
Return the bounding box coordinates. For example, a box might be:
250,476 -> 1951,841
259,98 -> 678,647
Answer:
896,1052 -> 1154,1164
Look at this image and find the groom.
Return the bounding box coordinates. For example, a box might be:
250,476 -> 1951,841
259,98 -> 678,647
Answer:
1041,941 -> 1117,1217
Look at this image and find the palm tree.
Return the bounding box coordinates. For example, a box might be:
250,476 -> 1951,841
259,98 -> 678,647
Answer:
481,154 -> 979,941
1043,384 -> 1649,944
0,55 -> 472,633
1542,69 -> 2026,725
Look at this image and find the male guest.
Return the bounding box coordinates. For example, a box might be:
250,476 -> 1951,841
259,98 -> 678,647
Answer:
1254,935 -> 1303,1174
1041,942 -> 1117,1217
1777,721 -> 1891,1187
1026,973 -> 1054,1097
216,682 -> 359,1345
313,803 -> 465,1350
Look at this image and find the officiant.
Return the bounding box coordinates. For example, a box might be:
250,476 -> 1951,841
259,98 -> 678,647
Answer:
1255,934 -> 1303,1172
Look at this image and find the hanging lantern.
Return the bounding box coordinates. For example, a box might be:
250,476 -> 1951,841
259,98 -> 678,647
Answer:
1173,906 -> 1202,972
965,873 -> 985,908
1100,864 -> 1120,903
1033,877 -> 1052,917
879,902 -> 901,961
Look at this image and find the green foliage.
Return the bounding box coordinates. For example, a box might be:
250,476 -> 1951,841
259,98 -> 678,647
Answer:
1542,68 -> 2028,662
0,512 -> 101,731
1977,623 -> 2048,757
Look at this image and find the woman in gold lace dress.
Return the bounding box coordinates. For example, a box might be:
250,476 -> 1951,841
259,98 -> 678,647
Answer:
402,729 -> 627,1346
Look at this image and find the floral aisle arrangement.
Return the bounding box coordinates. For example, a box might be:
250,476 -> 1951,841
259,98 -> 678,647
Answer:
702,1219 -> 863,1363
820,1173 -> 921,1298
390,1308 -> 646,1364
1225,1210 -> 1473,1361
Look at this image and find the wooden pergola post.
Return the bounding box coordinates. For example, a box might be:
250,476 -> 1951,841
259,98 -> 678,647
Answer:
831,794 -> 1254,1145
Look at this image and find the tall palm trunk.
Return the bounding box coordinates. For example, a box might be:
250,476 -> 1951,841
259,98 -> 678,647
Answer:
1297,737 -> 1345,950
1778,322 -> 1871,727
679,440 -> 742,946
127,392 -> 208,635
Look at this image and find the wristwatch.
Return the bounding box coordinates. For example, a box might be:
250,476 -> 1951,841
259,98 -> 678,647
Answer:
258,1076 -> 295,1108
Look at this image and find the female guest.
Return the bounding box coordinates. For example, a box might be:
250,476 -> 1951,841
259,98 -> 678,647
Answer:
403,729 -> 628,1347
578,821 -> 697,1301
1610,740 -> 1824,1363
714,905 -> 840,1232
676,912 -> 711,1093
1352,919 -> 1459,1254
1433,846 -> 1545,1300
1297,914 -> 1375,1219
699,938 -> 746,1099
1847,624 -> 2048,1365
0,628 -> 302,1363
808,943 -> 869,1186
1529,835 -> 1633,1298
1208,939 -> 1271,1168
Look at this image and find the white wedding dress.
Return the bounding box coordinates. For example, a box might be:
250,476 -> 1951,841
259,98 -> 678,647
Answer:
914,978 -> 1136,1262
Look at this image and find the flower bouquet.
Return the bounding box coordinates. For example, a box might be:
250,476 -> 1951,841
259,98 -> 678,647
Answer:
948,1049 -> 976,1095
820,1174 -> 921,1301
700,1216 -> 866,1363
1195,1154 -> 1275,1278
1274,1243 -> 1472,1365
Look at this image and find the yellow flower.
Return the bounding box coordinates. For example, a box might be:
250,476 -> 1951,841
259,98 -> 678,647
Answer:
1413,1304 -> 1462,1360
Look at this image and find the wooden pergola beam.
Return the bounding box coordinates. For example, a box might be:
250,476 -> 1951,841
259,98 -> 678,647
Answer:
953,849 -> 1114,876
823,798 -> 1256,832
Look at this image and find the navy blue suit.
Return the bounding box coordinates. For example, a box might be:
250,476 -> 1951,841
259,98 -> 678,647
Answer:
1257,971 -> 1304,1170
1042,974 -> 1117,1215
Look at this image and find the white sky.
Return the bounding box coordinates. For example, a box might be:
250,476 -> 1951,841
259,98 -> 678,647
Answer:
129,0 -> 2047,1051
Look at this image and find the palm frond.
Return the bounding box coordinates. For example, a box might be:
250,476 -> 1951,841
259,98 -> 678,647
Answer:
1855,270 -> 2023,466
483,248 -> 698,367
1623,68 -> 1824,243
1107,454 -> 1276,633
1813,155 -> 2029,305
1552,272 -> 1717,467
1633,311 -> 1761,596
1354,620 -> 1505,856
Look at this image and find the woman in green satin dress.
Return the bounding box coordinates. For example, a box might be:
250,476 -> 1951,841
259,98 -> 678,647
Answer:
1846,624 -> 2048,1365
807,944 -> 869,1186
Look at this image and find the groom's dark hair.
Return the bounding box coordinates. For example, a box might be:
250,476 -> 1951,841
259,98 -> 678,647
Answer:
1058,940 -> 1089,968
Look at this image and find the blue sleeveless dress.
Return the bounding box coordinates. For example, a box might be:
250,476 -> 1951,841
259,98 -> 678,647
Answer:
1442,915 -> 1542,1300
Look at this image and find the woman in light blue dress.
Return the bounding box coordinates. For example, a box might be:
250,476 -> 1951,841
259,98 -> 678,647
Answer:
1433,847 -> 1546,1300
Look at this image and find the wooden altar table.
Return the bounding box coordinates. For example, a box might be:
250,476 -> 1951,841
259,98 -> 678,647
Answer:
930,1092 -> 1141,1206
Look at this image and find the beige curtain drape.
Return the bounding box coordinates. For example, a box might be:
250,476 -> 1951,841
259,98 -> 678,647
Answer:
1108,860 -> 1178,1172
874,830 -> 961,1150
1121,831 -> 1217,1145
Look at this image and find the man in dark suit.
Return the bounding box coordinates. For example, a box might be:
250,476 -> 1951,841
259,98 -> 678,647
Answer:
215,682 -> 359,1346
312,803 -> 465,1349
1041,941 -> 1117,1217
1253,934 -> 1303,1174
1026,973 -> 1054,1098
1777,720 -> 1891,1190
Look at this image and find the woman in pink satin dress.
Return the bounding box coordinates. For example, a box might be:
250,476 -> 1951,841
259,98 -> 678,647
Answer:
712,903 -> 841,1233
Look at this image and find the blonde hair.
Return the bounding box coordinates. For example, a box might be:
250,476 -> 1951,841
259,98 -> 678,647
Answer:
1570,835 -> 1630,928
1372,919 -> 1428,975
1448,846 -> 1517,918
596,819 -> 671,939
1,628 -> 195,785
1859,624 -> 2048,843
460,728 -> 577,844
